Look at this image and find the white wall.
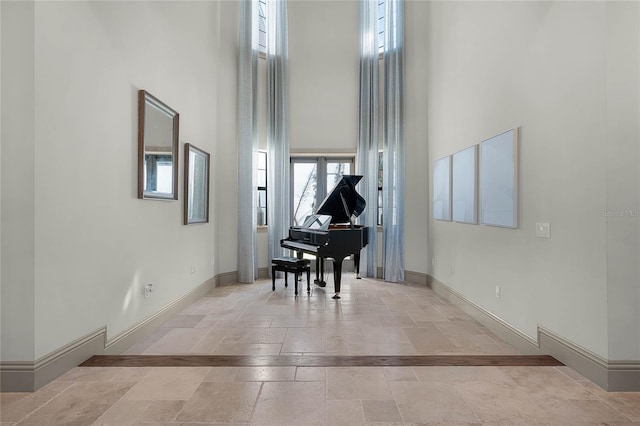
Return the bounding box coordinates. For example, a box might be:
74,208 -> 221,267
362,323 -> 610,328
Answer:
426,1 -> 640,360
404,1 -> 430,275
0,0 -> 236,361
0,0 -> 2,361
1,1 -> 36,361
288,0 -> 359,152
605,2 -> 640,361
213,0 -> 240,275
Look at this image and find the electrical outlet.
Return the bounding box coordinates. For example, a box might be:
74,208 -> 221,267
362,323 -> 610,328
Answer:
495,285 -> 501,299
432,258 -> 435,266
191,264 -> 196,275
536,222 -> 551,238
144,283 -> 153,298
450,265 -> 455,276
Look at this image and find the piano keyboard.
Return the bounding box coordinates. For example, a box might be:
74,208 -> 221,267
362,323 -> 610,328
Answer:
281,240 -> 319,253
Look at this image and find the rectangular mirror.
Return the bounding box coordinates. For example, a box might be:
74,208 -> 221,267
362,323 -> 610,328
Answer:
138,90 -> 179,200
184,143 -> 210,224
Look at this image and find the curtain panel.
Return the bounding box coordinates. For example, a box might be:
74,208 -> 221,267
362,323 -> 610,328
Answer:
266,0 -> 291,269
237,0 -> 259,283
382,0 -> 405,282
356,0 -> 380,278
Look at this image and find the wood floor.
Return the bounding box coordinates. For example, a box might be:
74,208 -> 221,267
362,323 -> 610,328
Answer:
82,354 -> 563,368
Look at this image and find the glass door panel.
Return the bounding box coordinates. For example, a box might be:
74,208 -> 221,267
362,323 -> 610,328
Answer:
292,162 -> 317,226
326,161 -> 351,192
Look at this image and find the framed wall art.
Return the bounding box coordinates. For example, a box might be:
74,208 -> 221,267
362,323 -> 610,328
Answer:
452,145 -> 478,224
433,155 -> 452,221
480,128 -> 518,228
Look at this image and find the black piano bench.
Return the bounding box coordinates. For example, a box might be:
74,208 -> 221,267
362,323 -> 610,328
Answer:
271,257 -> 311,296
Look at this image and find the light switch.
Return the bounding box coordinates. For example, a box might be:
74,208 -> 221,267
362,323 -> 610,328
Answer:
536,222 -> 550,238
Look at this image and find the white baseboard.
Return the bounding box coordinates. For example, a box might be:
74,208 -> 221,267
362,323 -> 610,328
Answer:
405,270 -> 428,286
258,267 -> 269,279
607,361 -> 640,391
1,275 -> 219,392
216,271 -> 238,286
423,273 -> 640,392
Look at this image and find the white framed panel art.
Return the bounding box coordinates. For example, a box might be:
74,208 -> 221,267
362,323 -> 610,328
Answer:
480,128 -> 518,228
433,155 -> 452,221
452,145 -> 478,224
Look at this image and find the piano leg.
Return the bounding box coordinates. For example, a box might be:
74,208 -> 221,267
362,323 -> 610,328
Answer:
315,256 -> 326,287
354,252 -> 362,279
332,259 -> 343,299
297,251 -> 304,282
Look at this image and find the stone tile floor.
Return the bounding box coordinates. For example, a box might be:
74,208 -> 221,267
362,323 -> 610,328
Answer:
1,277 -> 639,425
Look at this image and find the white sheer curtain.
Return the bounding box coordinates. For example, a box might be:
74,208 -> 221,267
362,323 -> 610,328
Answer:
382,0 -> 405,282
237,0 -> 259,283
356,0 -> 379,278
266,0 -> 290,268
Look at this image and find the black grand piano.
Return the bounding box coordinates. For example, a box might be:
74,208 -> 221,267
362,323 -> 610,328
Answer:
280,175 -> 369,299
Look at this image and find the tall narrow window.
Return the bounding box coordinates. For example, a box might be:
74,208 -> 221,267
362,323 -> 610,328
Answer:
378,0 -> 385,54
291,157 -> 354,226
378,151 -> 383,225
257,150 -> 267,225
258,0 -> 267,55
291,159 -> 317,226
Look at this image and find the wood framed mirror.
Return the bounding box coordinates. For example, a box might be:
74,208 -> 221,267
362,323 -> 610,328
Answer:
184,143 -> 210,224
138,90 -> 179,200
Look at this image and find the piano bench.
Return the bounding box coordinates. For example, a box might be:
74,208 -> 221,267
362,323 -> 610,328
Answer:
271,257 -> 311,296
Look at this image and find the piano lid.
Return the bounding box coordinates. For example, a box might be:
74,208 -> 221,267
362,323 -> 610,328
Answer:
316,175 -> 366,224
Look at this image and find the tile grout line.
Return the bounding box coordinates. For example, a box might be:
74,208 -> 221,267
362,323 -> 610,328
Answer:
7,381 -> 74,424
248,381 -> 265,424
